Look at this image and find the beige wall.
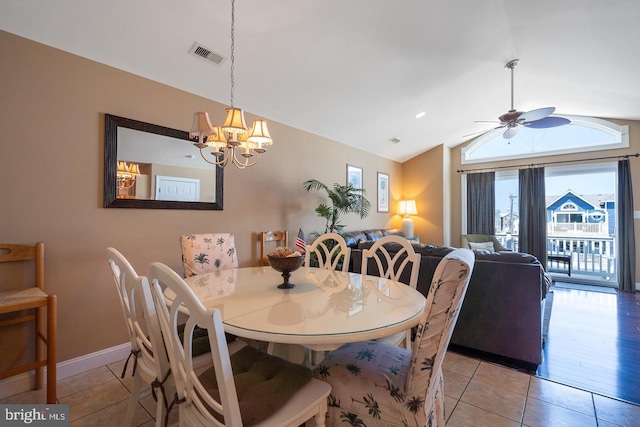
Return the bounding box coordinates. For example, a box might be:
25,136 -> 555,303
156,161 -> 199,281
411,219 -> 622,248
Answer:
402,145 -> 445,245
0,30 -> 402,362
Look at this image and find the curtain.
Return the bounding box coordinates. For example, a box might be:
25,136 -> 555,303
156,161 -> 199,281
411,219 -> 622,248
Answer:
519,167 -> 547,266
466,171 -> 495,234
618,159 -> 636,292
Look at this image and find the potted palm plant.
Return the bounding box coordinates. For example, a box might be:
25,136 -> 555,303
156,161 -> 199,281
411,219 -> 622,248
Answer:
302,179 -> 371,234
303,179 -> 371,269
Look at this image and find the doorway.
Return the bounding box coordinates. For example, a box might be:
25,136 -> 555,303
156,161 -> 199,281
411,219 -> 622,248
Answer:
493,162 -> 617,287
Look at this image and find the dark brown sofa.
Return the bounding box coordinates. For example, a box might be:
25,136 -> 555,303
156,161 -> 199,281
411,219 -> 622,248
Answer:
349,239 -> 551,368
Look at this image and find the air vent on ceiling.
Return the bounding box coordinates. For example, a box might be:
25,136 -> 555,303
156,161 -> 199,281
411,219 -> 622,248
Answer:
188,42 -> 226,65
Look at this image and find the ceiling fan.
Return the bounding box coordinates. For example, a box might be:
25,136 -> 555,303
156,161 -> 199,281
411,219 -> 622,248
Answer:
477,59 -> 570,139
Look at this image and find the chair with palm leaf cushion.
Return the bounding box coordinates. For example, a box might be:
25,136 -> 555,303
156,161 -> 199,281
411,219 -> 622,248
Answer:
312,248 -> 474,427
180,233 -> 237,277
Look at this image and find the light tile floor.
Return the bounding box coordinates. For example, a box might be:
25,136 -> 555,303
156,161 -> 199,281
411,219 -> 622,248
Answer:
2,351 -> 639,426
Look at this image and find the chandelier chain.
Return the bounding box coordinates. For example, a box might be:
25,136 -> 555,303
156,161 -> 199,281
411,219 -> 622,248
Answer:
229,0 -> 235,108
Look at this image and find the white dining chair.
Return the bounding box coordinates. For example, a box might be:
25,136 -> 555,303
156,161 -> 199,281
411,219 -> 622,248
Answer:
313,248 -> 475,427
147,261 -> 331,427
305,232 -> 351,272
106,247 -> 174,427
361,235 -> 421,349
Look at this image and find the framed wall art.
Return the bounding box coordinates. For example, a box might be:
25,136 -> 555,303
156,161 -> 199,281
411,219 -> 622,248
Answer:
377,172 -> 389,212
347,164 -> 363,189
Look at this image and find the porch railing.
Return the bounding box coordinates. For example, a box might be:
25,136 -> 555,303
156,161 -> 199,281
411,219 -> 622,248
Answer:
494,233 -> 616,282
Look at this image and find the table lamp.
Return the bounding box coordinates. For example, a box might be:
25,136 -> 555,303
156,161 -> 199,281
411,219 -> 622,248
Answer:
397,200 -> 418,238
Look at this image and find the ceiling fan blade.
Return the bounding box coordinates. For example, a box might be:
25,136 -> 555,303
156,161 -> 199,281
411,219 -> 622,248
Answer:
503,126 -> 520,139
519,106 -> 555,123
524,116 -> 571,129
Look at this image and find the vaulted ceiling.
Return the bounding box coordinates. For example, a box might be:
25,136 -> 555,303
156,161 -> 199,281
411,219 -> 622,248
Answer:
1,0 -> 639,162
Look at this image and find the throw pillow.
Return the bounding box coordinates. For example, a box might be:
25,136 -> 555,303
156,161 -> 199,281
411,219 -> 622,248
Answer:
468,241 -> 495,251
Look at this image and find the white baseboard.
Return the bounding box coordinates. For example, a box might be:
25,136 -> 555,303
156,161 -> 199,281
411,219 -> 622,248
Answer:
0,342 -> 131,401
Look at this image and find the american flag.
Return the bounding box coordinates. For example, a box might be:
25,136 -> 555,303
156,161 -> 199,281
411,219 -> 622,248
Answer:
295,228 -> 306,253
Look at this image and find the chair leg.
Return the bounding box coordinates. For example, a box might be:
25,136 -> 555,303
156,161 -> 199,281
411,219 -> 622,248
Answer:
125,373 -> 143,427
46,295 -> 57,404
434,378 -> 446,426
35,306 -> 44,390
153,387 -> 166,427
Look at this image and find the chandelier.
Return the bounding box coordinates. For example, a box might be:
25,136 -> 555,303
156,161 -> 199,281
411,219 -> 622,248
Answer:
190,0 -> 272,169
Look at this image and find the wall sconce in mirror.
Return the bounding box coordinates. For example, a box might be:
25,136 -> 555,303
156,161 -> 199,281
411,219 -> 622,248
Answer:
104,114 -> 224,210
116,161 -> 140,188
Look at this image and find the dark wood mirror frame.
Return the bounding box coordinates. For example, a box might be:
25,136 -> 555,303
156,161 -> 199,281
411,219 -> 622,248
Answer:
103,114 -> 224,210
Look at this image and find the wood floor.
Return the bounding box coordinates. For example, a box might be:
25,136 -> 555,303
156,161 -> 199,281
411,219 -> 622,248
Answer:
536,283 -> 640,406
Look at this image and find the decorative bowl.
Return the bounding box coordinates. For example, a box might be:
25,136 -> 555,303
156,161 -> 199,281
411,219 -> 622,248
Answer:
267,254 -> 304,289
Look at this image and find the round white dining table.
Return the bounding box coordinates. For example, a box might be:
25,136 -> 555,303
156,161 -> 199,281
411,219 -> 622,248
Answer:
164,266 -> 426,348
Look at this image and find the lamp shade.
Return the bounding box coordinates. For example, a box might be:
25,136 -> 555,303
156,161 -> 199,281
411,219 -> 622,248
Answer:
190,112 -> 215,138
206,126 -> 228,149
222,107 -> 248,133
397,200 -> 418,216
248,119 -> 273,145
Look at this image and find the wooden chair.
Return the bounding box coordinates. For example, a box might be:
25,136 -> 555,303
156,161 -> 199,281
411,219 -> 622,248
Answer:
148,261 -> 331,427
305,233 -> 351,272
361,235 -> 420,349
0,242 -> 56,404
313,249 -> 475,427
260,230 -> 288,266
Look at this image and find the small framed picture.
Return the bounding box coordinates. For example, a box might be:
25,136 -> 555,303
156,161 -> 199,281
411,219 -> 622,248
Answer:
347,164 -> 363,189
377,172 -> 389,212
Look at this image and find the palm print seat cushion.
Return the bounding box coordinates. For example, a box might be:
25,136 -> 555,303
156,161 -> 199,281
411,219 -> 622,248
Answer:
180,233 -> 238,277
313,248 -> 475,427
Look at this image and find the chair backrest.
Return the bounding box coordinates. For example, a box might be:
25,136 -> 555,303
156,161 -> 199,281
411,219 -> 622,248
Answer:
361,235 -> 420,288
407,248 -> 474,400
260,230 -> 288,266
305,233 -> 351,272
0,242 -> 44,291
180,233 -> 238,277
106,248 -> 169,382
461,234 -> 510,251
148,262 -> 243,426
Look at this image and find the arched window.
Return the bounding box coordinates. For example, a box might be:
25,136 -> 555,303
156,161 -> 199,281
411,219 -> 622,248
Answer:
561,202 -> 578,211
462,116 -> 628,164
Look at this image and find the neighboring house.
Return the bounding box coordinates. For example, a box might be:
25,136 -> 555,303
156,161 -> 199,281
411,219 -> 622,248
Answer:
546,191 -> 615,257
546,191 -> 615,237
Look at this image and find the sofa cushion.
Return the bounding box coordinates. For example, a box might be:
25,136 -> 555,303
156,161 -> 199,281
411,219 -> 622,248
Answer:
468,241 -> 495,250
382,228 -> 405,237
364,229 -> 385,241
472,250 -> 539,264
342,230 -> 369,248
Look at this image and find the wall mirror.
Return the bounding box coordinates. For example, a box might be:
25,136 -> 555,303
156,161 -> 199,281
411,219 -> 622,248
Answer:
104,114 -> 223,209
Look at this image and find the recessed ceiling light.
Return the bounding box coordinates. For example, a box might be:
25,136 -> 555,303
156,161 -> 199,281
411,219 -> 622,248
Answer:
414,111 -> 426,119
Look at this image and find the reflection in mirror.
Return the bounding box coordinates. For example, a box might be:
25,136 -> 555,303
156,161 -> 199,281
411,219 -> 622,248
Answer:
104,114 -> 223,209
